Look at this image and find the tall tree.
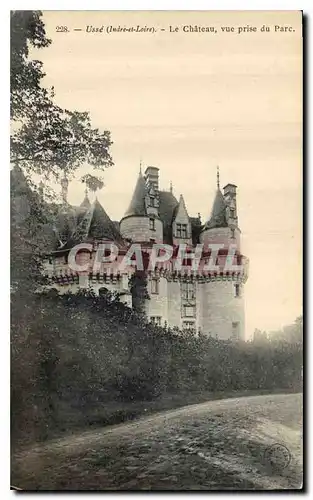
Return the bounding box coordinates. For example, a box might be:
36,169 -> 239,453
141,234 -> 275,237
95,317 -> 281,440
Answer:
10,10 -> 113,186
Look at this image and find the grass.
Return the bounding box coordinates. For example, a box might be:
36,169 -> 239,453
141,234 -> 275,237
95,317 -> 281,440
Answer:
12,386 -> 299,450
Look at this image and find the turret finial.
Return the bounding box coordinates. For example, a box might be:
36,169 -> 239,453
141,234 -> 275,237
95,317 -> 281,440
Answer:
217,165 -> 220,189
139,158 -> 142,174
170,180 -> 173,193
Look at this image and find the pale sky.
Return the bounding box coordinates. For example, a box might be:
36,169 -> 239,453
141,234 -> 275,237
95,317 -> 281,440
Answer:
39,11 -> 302,337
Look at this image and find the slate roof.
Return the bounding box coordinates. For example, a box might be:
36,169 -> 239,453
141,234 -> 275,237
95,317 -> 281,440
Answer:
12,165 -> 231,253
158,190 -> 179,244
59,199 -> 123,250
80,194 -> 91,209
190,216 -> 202,245
204,188 -> 228,230
123,171 -> 147,218
89,199 -> 122,241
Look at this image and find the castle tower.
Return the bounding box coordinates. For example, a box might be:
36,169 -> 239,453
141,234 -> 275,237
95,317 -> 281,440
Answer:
40,163 -> 248,341
120,166 -> 163,243
198,168 -> 248,340
200,167 -> 241,251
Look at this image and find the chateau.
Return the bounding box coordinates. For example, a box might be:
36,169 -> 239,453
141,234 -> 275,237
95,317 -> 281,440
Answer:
43,166 -> 249,340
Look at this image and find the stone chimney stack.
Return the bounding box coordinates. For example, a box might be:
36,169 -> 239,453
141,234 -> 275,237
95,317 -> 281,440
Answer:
144,166 -> 159,191
223,183 -> 238,227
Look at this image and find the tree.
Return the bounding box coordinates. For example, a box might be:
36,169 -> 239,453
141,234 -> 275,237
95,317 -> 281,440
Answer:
10,10 -> 116,293
10,10 -> 113,186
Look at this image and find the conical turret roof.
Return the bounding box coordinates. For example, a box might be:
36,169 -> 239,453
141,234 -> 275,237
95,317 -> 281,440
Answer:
123,171 -> 147,218
68,199 -> 122,246
205,188 -> 228,229
89,199 -> 121,240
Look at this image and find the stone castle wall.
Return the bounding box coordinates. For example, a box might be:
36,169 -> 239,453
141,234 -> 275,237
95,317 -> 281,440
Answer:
144,274 -> 246,339
44,251 -> 247,340
120,216 -> 163,243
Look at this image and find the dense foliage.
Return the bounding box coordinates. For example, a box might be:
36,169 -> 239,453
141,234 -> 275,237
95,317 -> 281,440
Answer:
11,288 -> 303,446
11,11 -> 113,185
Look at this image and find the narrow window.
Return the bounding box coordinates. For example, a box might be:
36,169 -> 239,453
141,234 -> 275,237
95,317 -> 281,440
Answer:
176,223 -> 182,238
149,218 -> 155,231
151,279 -> 159,294
188,283 -> 195,300
181,282 -> 195,300
234,284 -> 240,298
150,197 -> 155,207
231,228 -> 235,239
181,224 -> 187,238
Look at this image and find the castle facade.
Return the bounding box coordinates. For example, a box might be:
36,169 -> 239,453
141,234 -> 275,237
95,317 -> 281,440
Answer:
43,166 -> 249,340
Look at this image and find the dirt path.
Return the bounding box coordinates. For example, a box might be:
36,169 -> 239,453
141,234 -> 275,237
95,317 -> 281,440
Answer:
11,393 -> 303,490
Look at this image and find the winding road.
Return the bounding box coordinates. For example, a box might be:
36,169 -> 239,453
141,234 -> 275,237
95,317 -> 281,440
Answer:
11,393 -> 303,490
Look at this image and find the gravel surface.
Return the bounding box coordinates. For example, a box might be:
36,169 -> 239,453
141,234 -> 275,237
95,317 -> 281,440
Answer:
11,393 -> 303,491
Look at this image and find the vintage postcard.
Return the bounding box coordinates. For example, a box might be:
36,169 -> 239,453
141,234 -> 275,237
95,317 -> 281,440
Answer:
10,10 -> 303,491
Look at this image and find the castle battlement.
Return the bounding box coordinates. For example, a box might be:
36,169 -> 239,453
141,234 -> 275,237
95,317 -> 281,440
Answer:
42,166 -> 249,340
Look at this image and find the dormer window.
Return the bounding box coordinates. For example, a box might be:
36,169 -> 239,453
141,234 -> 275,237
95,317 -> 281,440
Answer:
149,218 -> 155,231
176,223 -> 187,238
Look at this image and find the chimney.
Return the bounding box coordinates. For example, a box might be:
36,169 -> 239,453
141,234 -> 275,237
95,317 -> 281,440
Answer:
144,166 -> 159,191
223,183 -> 238,227
223,183 -> 237,197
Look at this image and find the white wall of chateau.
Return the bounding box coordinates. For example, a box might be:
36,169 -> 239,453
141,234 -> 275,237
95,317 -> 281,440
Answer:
200,226 -> 241,251
43,254 -> 133,306
44,218 -> 247,340
45,278 -> 132,307
145,276 -> 168,326
120,216 -> 163,243
167,280 -> 182,328
198,280 -> 245,340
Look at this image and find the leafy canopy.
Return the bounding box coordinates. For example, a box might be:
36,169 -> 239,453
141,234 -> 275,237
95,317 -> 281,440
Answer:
10,10 -> 113,188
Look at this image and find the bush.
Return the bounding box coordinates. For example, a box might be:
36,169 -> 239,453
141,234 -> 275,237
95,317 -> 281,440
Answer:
11,290 -> 303,446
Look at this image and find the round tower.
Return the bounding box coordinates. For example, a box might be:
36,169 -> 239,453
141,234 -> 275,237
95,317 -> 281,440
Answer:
119,166 -> 163,243
198,168 -> 248,340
